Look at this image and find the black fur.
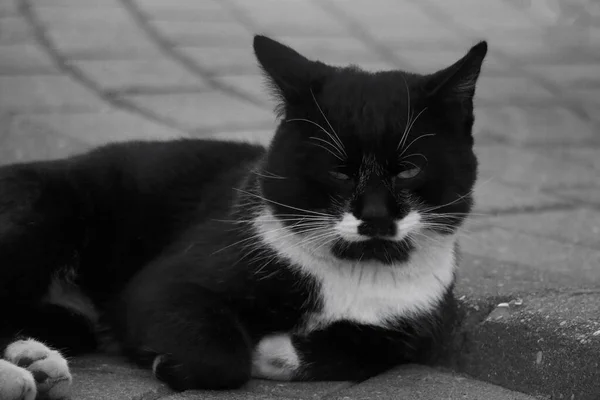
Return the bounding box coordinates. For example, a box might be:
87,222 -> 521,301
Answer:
0,35 -> 487,390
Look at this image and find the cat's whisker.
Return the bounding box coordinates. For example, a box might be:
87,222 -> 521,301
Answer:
235,188 -> 335,218
397,133 -> 436,160
286,118 -> 346,161
251,169 -> 287,180
310,88 -> 347,159
309,138 -> 345,161
398,160 -> 420,170
398,74 -> 412,151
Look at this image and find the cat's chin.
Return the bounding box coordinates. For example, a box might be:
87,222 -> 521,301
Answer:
330,238 -> 414,264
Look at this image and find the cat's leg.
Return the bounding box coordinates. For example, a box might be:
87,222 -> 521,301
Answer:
120,276 -> 253,391
0,162 -> 92,399
252,322 -> 432,382
0,338 -> 72,400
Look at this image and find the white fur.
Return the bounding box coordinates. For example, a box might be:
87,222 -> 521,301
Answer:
152,355 -> 164,377
334,213 -> 366,242
251,333 -> 300,380
3,339 -> 72,399
0,359 -> 37,400
334,210 -> 423,242
254,208 -> 457,331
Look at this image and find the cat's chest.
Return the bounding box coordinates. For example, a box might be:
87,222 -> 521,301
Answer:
292,242 -> 457,331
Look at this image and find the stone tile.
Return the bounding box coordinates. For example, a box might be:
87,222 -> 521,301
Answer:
74,58 -> 206,91
207,128 -> 274,147
0,0 -> 18,16
138,0 -> 231,22
484,29 -> 555,59
164,392 -> 297,400
476,75 -> 554,102
71,369 -> 172,400
480,208 -> 600,248
0,112 -> 90,165
230,0 -> 348,37
247,380 -> 352,399
0,75 -> 107,111
461,227 -> 600,279
475,144 -> 598,189
33,0 -> 121,7
532,146 -> 600,173
527,63 -> 600,88
37,6 -> 160,58
455,254 -> 593,296
213,74 -> 271,106
151,20 -> 251,47
549,186 -> 600,205
472,179 -> 567,212
330,365 -> 536,400
434,0 -> 537,31
180,46 -> 259,75
127,92 -> 273,131
0,16 -> 34,44
474,106 -> 595,145
0,43 -> 59,74
332,0 -> 455,42
22,110 -> 186,145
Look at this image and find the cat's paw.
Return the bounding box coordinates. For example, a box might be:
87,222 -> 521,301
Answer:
3,338 -> 72,399
251,333 -> 299,381
0,359 -> 37,400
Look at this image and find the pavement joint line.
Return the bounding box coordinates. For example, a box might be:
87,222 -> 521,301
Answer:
405,0 -> 597,125
119,0 -> 271,110
312,0 -> 420,71
17,0 -> 191,135
105,85 -> 211,97
219,0 -> 262,34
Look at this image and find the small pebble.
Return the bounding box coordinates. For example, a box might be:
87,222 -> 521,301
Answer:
497,302 -> 510,308
560,321 -> 567,326
593,330 -> 600,337
536,351 -> 543,365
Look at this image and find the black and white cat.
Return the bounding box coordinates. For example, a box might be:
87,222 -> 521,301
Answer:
0,35 -> 487,399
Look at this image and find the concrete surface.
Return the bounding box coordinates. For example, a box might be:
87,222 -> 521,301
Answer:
1,0 -> 599,399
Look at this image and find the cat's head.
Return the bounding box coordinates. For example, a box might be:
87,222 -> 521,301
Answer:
252,35 -> 487,264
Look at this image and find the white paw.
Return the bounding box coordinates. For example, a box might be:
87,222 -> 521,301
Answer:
251,333 -> 299,381
4,339 -> 72,399
0,359 -> 36,400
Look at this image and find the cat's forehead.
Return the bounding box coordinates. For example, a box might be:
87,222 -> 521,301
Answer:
316,71 -> 430,151
319,70 -> 426,133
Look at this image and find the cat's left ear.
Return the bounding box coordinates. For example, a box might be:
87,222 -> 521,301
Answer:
424,41 -> 488,103
253,35 -> 331,109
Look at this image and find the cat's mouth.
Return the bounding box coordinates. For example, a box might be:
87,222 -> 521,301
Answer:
330,237 -> 414,264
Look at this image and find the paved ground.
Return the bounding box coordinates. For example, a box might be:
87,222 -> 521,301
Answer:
1,0 -> 599,399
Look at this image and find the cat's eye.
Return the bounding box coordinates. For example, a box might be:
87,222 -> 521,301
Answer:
396,166 -> 421,180
329,171 -> 351,181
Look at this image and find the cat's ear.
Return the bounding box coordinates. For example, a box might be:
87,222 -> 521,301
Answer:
424,41 -> 488,103
253,35 -> 330,108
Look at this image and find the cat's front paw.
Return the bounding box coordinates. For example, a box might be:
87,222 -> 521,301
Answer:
3,339 -> 72,399
251,333 -> 300,381
0,359 -> 37,400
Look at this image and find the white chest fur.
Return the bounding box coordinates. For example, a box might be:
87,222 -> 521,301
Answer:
254,209 -> 457,331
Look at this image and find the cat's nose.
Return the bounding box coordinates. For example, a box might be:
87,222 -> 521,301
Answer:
356,188 -> 396,237
358,218 -> 396,237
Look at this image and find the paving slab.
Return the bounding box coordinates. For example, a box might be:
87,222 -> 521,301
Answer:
126,91 -> 273,132
327,365 -> 537,400
452,293 -> 600,400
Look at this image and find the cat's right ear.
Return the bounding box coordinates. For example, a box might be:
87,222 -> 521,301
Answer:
253,35 -> 330,110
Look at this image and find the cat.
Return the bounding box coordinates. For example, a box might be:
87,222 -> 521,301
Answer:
0,34 -> 487,399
